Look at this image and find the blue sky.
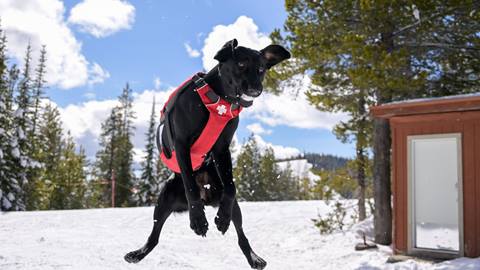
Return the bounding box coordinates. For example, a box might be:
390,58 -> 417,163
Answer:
0,0 -> 354,161
53,0 -> 289,105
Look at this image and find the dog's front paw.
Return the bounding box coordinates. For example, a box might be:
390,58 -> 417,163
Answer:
214,208 -> 231,234
189,201 -> 208,236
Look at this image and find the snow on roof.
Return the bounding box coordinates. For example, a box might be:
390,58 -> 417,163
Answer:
371,91 -> 480,118
386,91 -> 480,106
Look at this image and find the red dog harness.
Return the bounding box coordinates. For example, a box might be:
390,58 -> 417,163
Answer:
159,74 -> 242,173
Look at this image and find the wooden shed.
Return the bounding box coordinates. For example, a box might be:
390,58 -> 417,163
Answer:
371,93 -> 480,259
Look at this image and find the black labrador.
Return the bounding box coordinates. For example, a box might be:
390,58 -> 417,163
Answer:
124,39 -> 290,269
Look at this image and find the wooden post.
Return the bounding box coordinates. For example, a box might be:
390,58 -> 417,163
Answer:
111,169 -> 115,208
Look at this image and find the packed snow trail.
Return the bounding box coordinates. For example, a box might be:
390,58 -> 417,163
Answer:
0,201 -> 479,269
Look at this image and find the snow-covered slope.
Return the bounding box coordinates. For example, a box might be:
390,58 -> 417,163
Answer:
0,201 -> 478,269
277,159 -> 320,183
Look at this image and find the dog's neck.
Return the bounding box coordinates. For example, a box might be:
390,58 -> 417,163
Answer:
203,66 -> 228,99
203,66 -> 253,108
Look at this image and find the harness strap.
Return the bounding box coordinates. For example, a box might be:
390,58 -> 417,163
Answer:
159,74 -> 209,158
158,73 -> 242,173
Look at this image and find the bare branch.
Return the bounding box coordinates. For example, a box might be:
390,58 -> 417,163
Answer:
392,5 -> 475,38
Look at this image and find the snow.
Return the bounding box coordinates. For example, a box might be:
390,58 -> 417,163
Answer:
0,201 -> 479,270
14,108 -> 24,118
1,197 -> 12,210
10,147 -> 20,159
386,92 -> 480,106
17,128 -> 25,140
277,159 -> 320,183
6,192 -> 14,201
416,223 -> 459,251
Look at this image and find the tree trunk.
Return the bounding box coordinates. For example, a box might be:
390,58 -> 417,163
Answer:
356,94 -> 367,221
373,117 -> 392,245
372,29 -> 395,245
357,145 -> 366,221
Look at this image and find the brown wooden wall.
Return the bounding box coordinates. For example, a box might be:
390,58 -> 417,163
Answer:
390,110 -> 480,258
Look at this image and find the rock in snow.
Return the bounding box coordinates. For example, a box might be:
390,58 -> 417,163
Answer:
0,201 -> 478,269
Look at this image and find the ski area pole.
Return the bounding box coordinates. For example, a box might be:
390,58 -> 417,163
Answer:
112,169 -> 115,208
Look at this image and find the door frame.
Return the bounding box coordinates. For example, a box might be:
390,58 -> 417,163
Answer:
406,133 -> 464,258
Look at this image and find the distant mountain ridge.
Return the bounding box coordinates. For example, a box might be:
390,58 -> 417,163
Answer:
302,153 -> 349,171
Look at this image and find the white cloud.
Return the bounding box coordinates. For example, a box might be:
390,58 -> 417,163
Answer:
200,16 -> 346,130
153,77 -> 162,89
0,0 -> 110,89
201,16 -> 270,71
132,147 -> 144,165
244,75 -> 348,130
88,62 -> 110,85
57,87 -> 175,160
59,99 -> 119,140
246,123 -> 272,135
84,92 -> 96,100
68,0 -> 135,38
184,42 -> 201,58
54,84 -> 308,166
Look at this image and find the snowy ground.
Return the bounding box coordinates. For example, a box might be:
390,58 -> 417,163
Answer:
1,200 -> 479,270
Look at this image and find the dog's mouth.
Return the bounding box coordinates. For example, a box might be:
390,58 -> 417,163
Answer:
236,92 -> 257,107
223,90 -> 257,108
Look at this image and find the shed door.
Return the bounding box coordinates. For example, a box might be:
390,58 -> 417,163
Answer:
408,134 -> 463,255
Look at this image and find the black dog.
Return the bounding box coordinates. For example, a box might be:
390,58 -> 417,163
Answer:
124,39 -> 290,269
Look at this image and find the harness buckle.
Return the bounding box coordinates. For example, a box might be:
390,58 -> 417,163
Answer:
193,75 -> 206,88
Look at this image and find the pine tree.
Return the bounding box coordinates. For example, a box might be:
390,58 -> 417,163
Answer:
114,83 -> 136,206
271,0 -> 480,244
137,98 -> 163,206
53,134 -> 87,209
0,25 -> 25,211
31,45 -> 47,144
37,103 -> 63,209
94,109 -> 120,206
36,104 -> 87,210
234,135 -> 305,201
11,44 -> 36,209
259,147 -> 279,200
94,83 -> 136,207
331,93 -> 371,221
85,166 -> 107,209
264,154 -> 302,201
156,158 -> 171,185
234,135 -> 262,201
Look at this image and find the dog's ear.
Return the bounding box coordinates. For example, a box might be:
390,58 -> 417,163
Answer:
260,45 -> 291,69
214,39 -> 238,62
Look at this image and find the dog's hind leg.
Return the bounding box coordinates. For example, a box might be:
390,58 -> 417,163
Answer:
232,200 -> 267,270
124,174 -> 187,263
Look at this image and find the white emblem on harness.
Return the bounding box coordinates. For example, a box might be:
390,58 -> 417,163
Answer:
216,104 -> 227,116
